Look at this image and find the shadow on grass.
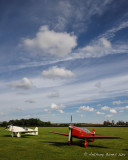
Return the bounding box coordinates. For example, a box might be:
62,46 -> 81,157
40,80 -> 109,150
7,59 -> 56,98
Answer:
41,140 -> 108,148
3,135 -> 32,138
88,144 -> 108,149
46,141 -> 68,147
3,135 -> 12,137
123,149 -> 128,151
75,141 -> 108,148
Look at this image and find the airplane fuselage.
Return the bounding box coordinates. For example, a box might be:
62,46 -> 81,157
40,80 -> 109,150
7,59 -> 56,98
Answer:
70,126 -> 95,147
49,125 -> 120,148
6,125 -> 38,137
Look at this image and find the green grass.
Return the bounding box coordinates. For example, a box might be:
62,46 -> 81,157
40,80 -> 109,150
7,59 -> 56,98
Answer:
0,127 -> 127,160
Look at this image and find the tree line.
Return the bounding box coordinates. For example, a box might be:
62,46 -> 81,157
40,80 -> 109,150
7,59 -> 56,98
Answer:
103,120 -> 128,126
0,118 -> 128,127
0,118 -> 51,127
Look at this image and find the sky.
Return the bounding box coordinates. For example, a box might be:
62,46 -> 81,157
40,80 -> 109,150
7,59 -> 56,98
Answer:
0,0 -> 128,123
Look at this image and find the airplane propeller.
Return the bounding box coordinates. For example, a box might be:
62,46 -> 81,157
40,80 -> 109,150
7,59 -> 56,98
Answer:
68,115 -> 73,145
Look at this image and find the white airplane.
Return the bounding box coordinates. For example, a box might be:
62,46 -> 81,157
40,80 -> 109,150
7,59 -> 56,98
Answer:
6,125 -> 38,137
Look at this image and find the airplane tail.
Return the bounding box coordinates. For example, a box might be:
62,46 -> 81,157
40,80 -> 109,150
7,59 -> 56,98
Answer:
34,127 -> 38,135
92,128 -> 95,135
26,127 -> 38,136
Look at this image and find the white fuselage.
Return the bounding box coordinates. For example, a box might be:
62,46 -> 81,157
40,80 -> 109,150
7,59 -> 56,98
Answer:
6,125 -> 38,137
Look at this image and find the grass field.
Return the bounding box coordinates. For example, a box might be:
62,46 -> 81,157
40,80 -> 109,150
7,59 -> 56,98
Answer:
0,127 -> 127,160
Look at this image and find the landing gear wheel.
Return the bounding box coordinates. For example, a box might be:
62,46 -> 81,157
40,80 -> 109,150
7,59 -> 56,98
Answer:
84,138 -> 88,147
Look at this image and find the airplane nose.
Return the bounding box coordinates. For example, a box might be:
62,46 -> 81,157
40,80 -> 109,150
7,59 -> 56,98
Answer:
69,126 -> 73,129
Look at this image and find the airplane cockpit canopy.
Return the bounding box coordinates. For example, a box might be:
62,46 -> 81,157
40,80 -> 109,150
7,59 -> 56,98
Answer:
82,128 -> 90,133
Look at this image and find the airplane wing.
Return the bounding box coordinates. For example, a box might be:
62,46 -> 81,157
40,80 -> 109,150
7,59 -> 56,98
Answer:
48,132 -> 121,139
48,131 -> 68,136
82,136 -> 121,139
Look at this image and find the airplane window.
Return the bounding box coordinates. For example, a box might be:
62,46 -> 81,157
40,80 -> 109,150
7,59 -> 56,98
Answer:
82,128 -> 90,133
23,127 -> 28,130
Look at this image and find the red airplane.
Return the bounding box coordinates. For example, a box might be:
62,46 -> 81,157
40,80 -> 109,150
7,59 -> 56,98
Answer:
49,116 -> 121,147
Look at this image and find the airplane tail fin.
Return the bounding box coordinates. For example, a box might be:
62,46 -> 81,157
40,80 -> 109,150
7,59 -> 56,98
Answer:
92,128 -> 95,135
34,127 -> 38,135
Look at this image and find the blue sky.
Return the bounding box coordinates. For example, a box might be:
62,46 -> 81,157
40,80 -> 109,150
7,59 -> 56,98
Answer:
0,0 -> 128,123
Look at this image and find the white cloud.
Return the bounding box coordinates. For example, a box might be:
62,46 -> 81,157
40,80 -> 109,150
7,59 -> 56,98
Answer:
44,109 -> 49,113
50,103 -> 64,109
73,22 -> 128,59
9,77 -> 33,90
112,100 -> 122,105
24,74 -> 128,111
110,109 -> 117,114
106,114 -> 113,118
42,66 -> 75,79
79,37 -> 112,58
50,103 -> 59,110
50,103 -> 65,114
23,115 -> 34,119
101,106 -> 110,110
58,109 -> 64,114
23,25 -> 77,57
96,111 -> 105,115
125,106 -> 128,109
101,37 -> 111,48
78,106 -> 94,112
53,0 -> 113,33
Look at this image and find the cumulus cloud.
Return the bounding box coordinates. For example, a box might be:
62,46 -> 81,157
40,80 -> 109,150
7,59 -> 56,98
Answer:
9,77 -> 33,90
101,106 -> 110,110
42,66 -> 75,79
106,114 -> 113,118
23,25 -> 77,57
50,103 -> 65,114
96,111 -> 105,115
79,37 -> 112,58
112,100 -> 122,105
110,109 -> 117,114
58,109 -> 64,114
125,106 -> 128,109
78,106 -> 94,112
